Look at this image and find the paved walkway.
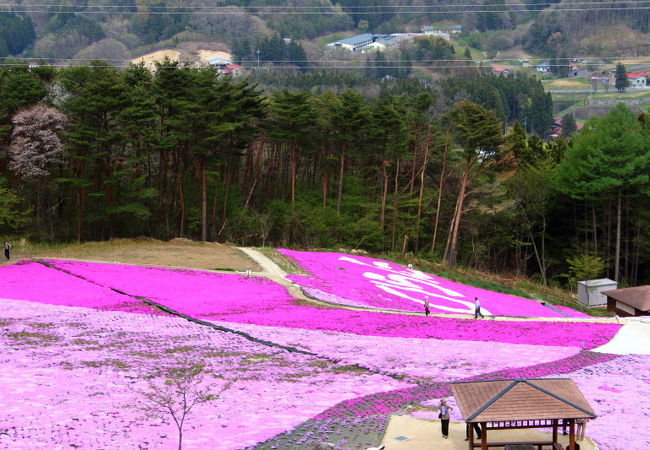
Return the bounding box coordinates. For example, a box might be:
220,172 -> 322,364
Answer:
593,317 -> 650,355
236,247 -> 288,279
380,415 -> 597,450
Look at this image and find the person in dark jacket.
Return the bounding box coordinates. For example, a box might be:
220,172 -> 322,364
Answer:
3,241 -> 11,260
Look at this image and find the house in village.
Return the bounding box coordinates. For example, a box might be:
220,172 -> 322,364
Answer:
627,72 -> 648,87
491,67 -> 510,76
367,35 -> 400,51
209,57 -> 244,76
570,67 -> 589,77
421,26 -> 450,40
536,62 -> 551,73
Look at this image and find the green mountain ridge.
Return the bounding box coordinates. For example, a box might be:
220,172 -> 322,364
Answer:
1,0 -> 649,62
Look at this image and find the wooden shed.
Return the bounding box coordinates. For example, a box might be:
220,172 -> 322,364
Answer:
603,285 -> 650,316
451,378 -> 596,450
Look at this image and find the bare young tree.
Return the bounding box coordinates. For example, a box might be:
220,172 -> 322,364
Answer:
134,362 -> 231,450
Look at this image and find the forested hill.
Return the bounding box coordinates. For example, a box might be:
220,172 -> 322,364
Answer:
1,1 -> 650,60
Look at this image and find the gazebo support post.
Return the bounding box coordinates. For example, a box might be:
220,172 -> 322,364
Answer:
481,422 -> 487,450
569,419 -> 576,450
552,419 -> 558,444
468,423 -> 474,450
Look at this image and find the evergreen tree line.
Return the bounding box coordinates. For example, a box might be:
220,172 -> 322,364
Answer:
0,12 -> 36,57
1,61 -> 649,286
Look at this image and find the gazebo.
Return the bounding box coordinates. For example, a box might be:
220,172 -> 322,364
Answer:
451,378 -> 596,450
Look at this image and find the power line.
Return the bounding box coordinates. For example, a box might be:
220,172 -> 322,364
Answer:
8,56 -> 650,64
0,0 -> 649,9
3,3 -> 650,15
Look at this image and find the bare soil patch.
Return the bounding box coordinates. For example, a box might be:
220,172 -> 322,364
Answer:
4,238 -> 261,272
131,49 -> 181,69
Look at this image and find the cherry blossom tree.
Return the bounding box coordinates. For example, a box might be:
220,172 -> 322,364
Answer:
8,104 -> 67,234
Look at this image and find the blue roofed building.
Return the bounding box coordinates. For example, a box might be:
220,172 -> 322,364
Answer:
327,33 -> 375,52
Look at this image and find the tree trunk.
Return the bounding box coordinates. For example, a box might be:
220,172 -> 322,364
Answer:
322,168 -> 329,208
290,139 -> 297,210
592,202 -> 598,254
221,164 -> 231,225
77,186 -> 84,243
176,172 -> 185,237
431,130 -> 450,253
415,129 -> 431,252
380,162 -> 389,250
200,159 -> 207,242
444,161 -> 470,268
336,148 -> 345,213
391,156 -> 400,251
210,179 -> 219,239
614,189 -> 622,281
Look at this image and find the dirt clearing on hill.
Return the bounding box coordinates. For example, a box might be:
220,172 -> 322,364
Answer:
3,238 -> 261,272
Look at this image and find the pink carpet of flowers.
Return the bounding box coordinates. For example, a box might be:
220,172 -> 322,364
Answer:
543,353 -> 650,450
31,259 -> 619,348
210,320 -> 581,380
0,299 -> 410,449
278,249 -> 589,318
0,255 -> 639,450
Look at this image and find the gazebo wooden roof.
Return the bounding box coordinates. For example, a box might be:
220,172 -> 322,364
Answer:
451,378 -> 596,450
452,378 -> 596,423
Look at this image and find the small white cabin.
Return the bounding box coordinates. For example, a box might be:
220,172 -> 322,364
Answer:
578,278 -> 617,307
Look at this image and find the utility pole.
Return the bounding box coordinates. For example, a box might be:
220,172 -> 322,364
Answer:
257,49 -> 261,68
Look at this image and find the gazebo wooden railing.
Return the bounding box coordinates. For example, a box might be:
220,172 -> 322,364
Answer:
451,378 -> 596,450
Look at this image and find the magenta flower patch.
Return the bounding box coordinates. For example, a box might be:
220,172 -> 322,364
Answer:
0,259 -> 620,348
0,260 -> 159,314
278,249 -> 589,318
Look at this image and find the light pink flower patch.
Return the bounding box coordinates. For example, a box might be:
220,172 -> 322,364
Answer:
278,249 -> 589,318
211,320 -> 581,380
0,299 -> 411,449
544,354 -> 650,450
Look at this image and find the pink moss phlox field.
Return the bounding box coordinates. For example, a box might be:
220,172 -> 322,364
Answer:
278,249 -> 589,318
0,260 -> 159,314
214,321 -> 580,380
46,259 -> 293,316
312,351 -> 618,421
0,299 -> 410,449
0,260 -> 620,348
543,354 -> 650,450
202,309 -> 617,349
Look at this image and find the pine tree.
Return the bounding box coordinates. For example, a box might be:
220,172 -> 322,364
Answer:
615,63 -> 629,92
561,113 -> 577,138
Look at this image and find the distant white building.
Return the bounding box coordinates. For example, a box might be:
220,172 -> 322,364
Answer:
421,26 -> 450,40
627,72 -> 648,87
327,33 -> 375,52
209,56 -> 232,69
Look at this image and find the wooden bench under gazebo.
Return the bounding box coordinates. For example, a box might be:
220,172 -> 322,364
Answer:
451,378 -> 596,450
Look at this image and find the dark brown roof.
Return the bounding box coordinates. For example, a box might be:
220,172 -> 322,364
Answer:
451,378 -> 596,423
602,285 -> 650,311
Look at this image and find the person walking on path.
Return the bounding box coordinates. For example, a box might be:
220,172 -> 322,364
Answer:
3,241 -> 11,260
437,399 -> 451,439
424,296 -> 430,316
474,297 -> 484,319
